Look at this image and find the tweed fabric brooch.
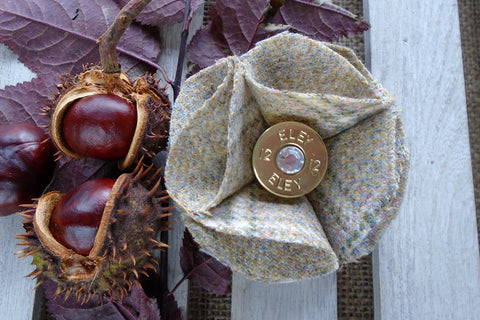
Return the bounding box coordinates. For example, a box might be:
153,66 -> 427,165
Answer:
165,32 -> 409,281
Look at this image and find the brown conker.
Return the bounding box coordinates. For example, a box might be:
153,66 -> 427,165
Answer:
0,123 -> 55,216
49,67 -> 171,170
17,162 -> 173,302
62,94 -> 137,161
49,178 -> 116,255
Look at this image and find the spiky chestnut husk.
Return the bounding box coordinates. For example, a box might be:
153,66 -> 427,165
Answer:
16,162 -> 174,302
46,66 -> 171,170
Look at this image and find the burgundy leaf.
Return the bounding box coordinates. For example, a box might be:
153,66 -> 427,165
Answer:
215,0 -> 272,55
187,0 -> 369,68
165,293 -> 183,320
46,157 -> 119,194
279,0 -> 370,41
186,5 -> 231,69
0,0 -> 161,79
43,279 -> 160,320
180,229 -> 232,295
122,283 -> 161,320
0,75 -> 57,127
115,0 -> 205,26
186,22 -> 230,69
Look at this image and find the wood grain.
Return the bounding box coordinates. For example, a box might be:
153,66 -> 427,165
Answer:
231,273 -> 337,320
364,0 -> 480,319
0,44 -> 39,320
0,44 -> 36,89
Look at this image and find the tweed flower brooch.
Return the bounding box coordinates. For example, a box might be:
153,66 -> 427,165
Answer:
165,32 -> 409,281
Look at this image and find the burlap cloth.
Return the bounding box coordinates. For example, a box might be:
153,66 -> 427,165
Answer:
186,1 -> 480,320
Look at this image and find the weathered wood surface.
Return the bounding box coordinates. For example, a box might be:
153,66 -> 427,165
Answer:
232,273 -> 337,320
365,0 -> 480,319
0,45 -> 39,319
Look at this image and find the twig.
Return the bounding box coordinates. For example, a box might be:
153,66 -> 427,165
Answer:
97,0 -> 153,74
172,0 -> 192,100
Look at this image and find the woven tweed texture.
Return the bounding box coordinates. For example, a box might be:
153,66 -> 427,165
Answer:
166,32 -> 410,281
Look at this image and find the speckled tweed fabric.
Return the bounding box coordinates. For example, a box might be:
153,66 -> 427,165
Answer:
166,32 -> 409,281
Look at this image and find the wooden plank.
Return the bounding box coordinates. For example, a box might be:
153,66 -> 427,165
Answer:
0,214 -> 40,320
232,273 -> 337,320
0,44 -> 39,320
157,6 -> 204,318
0,44 -> 36,89
364,0 -> 480,319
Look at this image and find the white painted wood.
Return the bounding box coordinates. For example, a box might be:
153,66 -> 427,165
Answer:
0,44 -> 39,320
157,5 -> 204,319
0,44 -> 37,89
364,0 -> 480,319
232,273 -> 337,320
0,215 -> 39,319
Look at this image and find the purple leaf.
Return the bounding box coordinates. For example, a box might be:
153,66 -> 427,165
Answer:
115,0 -> 205,26
46,157 -> 119,194
186,23 -> 230,69
187,0 -> 369,68
0,0 -> 161,78
0,76 -> 57,127
165,294 -> 183,320
43,279 -> 160,320
186,6 -> 231,69
279,0 -> 370,41
215,0 -> 273,55
122,283 -> 161,320
180,229 -> 232,295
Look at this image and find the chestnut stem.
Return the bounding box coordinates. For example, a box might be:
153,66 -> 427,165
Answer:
97,0 -> 153,74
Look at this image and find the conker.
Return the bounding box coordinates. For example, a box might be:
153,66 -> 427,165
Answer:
62,94 -> 137,161
49,178 -> 115,255
18,163 -> 172,302
49,67 -> 171,170
0,123 -> 55,216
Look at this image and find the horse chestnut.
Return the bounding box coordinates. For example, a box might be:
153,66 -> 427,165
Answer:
49,67 -> 171,169
0,123 -> 55,216
18,164 -> 172,301
49,178 -> 116,255
62,94 -> 137,161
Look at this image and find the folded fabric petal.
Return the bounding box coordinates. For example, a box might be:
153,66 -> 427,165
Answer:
167,58 -> 264,213
183,183 -> 339,281
308,109 -> 409,263
242,34 -> 394,138
165,32 -> 409,281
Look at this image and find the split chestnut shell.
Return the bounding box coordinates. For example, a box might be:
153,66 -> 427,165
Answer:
16,163 -> 172,301
49,67 -> 171,170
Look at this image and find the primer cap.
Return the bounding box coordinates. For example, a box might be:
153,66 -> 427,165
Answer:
252,121 -> 328,198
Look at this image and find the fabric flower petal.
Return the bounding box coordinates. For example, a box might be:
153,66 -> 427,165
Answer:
242,33 -> 394,138
308,109 -> 409,262
169,62 -> 231,145
167,58 -> 264,214
183,183 -> 339,281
